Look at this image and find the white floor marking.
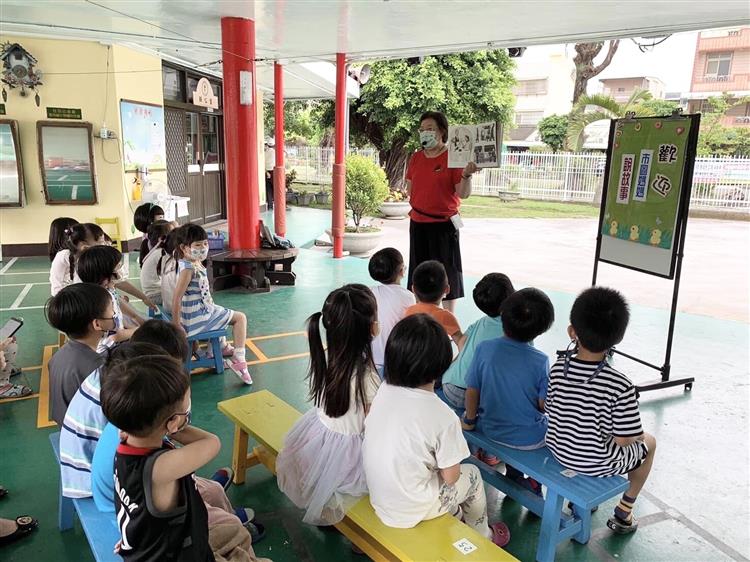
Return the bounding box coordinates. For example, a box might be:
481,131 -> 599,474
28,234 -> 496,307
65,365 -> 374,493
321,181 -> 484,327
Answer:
0,258 -> 18,274
10,284 -> 33,309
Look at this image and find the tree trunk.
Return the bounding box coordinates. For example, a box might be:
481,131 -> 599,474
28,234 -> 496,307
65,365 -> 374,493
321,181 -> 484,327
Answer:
572,40 -> 620,104
381,142 -> 410,189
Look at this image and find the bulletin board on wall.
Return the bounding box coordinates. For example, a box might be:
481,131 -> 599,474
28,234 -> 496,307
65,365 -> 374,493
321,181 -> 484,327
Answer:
595,113 -> 700,279
119,100 -> 167,172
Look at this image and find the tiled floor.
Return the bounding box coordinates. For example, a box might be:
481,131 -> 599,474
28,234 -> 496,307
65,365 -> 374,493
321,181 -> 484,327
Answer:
1,208 -> 747,561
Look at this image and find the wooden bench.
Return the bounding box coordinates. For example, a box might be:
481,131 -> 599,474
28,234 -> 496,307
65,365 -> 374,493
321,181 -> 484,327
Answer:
208,248 -> 298,293
462,432 -> 629,562
49,432 -> 120,562
218,390 -> 517,562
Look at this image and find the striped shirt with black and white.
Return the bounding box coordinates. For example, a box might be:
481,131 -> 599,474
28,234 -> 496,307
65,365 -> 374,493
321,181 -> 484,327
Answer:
545,356 -> 647,477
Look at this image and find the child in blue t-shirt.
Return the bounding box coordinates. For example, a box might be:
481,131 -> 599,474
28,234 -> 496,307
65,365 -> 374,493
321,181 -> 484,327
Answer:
442,273 -> 514,408
462,288 -> 554,493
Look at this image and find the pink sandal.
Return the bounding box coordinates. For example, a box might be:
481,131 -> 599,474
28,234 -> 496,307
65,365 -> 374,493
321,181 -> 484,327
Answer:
225,358 -> 253,385
490,521 -> 511,547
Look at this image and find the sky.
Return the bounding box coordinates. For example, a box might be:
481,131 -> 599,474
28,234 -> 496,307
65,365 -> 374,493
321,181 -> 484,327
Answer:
518,30 -> 700,95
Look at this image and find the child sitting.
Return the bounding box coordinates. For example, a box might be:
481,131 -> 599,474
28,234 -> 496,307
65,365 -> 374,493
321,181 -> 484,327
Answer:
49,222 -> 105,296
405,260 -> 464,350
276,284 -> 380,525
368,248 -> 415,375
171,224 -> 249,382
546,287 -> 656,534
77,245 -> 141,344
134,203 -> 165,239
101,355 -> 219,560
45,283 -> 121,425
0,335 -> 31,400
139,223 -> 175,305
139,219 -> 173,267
172,224 -> 251,384
442,273 -> 515,409
462,288 -> 554,493
363,314 -> 510,547
48,217 -> 78,262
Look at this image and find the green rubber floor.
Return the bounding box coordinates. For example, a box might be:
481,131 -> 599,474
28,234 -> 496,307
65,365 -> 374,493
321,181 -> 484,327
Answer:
0,208 -> 747,562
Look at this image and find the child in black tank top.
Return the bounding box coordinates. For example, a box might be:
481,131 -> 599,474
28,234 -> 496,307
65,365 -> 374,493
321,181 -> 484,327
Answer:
102,355 -> 221,561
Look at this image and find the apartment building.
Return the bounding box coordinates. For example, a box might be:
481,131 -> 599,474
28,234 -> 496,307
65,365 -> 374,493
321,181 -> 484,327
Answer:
600,76 -> 665,102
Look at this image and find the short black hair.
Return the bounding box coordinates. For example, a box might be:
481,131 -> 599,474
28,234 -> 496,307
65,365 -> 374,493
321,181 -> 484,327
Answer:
419,111 -> 449,142
368,247 -> 404,284
473,273 -> 515,317
76,245 -> 123,285
45,283 -> 112,339
101,355 -> 189,438
100,342 -> 166,387
132,320 -> 189,362
570,287 -> 630,353
412,260 -> 448,303
134,203 -> 165,234
385,314 -> 453,388
501,287 -> 555,343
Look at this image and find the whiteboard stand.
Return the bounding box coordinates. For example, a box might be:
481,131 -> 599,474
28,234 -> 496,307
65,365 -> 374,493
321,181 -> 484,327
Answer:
591,112 -> 700,397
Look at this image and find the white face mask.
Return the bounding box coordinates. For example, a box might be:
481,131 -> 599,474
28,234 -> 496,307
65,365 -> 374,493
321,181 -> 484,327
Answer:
190,247 -> 209,262
419,130 -> 439,149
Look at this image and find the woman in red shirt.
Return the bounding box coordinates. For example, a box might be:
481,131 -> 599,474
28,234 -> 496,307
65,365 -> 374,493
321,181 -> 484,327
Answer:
406,111 -> 477,312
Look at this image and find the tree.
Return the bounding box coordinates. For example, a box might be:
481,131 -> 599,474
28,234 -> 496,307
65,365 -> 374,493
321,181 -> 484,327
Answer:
567,89 -> 656,150
638,98 -> 679,116
263,99 -> 324,145
345,154 -> 389,230
696,94 -> 750,156
317,51 -> 516,187
537,114 -> 569,152
572,41 -> 620,103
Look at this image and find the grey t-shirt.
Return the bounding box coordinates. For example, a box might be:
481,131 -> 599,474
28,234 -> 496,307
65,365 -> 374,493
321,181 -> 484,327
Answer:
49,339 -> 106,426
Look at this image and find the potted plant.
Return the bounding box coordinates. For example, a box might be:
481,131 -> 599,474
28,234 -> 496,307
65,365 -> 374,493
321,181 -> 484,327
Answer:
299,191 -> 316,206
316,189 -> 330,205
380,188 -> 411,219
342,154 -> 389,255
285,169 -> 299,204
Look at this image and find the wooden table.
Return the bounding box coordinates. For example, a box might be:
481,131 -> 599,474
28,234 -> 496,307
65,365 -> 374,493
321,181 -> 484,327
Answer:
208,247 -> 298,293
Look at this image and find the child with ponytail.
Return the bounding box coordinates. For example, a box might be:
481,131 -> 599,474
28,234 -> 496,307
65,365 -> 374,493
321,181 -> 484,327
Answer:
276,284 -> 381,525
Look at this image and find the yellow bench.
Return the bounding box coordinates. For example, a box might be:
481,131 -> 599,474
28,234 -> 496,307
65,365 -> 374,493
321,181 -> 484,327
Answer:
218,390 -> 518,562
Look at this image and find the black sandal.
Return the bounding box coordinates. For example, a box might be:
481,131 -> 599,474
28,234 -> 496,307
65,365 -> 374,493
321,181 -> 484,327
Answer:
0,486 -> 7,499
0,515 -> 38,547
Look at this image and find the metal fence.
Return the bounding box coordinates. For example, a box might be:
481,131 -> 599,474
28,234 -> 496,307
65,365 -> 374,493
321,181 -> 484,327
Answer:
285,146 -> 750,212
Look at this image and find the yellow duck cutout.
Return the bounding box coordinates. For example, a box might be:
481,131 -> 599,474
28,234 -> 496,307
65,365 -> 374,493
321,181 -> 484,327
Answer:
629,225 -> 640,241
650,228 -> 662,246
609,220 -> 618,236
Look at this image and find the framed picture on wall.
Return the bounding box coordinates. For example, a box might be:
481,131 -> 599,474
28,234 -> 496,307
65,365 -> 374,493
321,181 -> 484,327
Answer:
37,121 -> 97,205
0,119 -> 25,207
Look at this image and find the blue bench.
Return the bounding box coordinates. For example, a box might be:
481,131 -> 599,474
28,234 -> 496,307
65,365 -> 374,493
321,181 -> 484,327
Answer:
435,389 -> 629,562
159,309 -> 226,374
49,432 -> 120,562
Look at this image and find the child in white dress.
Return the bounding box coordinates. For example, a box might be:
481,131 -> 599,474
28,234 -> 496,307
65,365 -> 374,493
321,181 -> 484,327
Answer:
276,284 -> 380,525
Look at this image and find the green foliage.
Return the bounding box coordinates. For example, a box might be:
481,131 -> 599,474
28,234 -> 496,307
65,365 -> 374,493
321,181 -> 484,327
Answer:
567,89 -> 656,150
263,100 -> 325,144
696,94 -> 750,157
284,169 -> 298,189
537,114 -> 569,152
638,98 -> 679,117
345,154 -> 389,229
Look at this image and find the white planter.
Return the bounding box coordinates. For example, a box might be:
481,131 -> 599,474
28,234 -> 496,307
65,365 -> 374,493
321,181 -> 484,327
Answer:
380,201 -> 411,219
335,230 -> 383,256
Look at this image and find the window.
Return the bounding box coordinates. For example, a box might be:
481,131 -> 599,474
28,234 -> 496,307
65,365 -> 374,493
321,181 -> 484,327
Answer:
513,79 -> 547,96
0,119 -> 24,207
515,111 -> 544,126
37,122 -> 97,205
162,66 -> 183,101
705,52 -> 732,79
617,87 -> 626,92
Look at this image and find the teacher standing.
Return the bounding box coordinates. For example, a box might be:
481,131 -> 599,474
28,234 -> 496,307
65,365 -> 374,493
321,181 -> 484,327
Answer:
406,111 -> 477,312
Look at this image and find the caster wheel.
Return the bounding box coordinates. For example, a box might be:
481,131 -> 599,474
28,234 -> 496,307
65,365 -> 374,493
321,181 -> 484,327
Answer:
685,383 -> 693,392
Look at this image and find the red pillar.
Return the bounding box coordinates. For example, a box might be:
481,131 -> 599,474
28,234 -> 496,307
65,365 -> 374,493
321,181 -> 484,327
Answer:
221,17 -> 260,249
331,52 -> 347,258
273,62 -> 287,238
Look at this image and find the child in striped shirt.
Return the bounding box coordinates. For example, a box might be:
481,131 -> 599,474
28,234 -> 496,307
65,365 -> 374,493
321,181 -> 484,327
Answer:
171,223 -> 251,384
545,287 -> 657,535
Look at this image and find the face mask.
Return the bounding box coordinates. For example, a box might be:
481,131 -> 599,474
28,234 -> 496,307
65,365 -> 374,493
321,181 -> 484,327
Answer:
419,130 -> 438,149
190,247 -> 209,261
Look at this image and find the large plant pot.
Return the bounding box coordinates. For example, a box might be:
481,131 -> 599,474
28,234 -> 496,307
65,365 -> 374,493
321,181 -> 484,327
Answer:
380,201 -> 411,219
299,193 -> 315,206
316,192 -> 330,205
327,228 -> 383,256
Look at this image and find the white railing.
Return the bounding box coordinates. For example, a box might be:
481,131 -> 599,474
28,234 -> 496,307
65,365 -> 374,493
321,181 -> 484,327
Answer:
285,146 -> 750,212
285,146 -> 379,184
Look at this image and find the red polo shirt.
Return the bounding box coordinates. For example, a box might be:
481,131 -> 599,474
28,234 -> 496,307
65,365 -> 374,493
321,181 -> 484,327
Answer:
406,150 -> 463,223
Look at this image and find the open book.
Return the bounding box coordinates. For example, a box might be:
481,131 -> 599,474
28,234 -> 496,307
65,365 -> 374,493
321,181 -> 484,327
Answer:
447,121 -> 502,168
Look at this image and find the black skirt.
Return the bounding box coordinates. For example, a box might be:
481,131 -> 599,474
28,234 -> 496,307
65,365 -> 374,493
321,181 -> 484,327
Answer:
407,220 -> 464,300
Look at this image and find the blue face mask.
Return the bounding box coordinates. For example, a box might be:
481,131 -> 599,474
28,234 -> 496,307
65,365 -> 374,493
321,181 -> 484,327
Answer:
419,130 -> 438,149
190,247 -> 209,262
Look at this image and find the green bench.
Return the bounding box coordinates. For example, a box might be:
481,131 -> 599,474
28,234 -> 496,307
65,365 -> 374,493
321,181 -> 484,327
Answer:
218,390 -> 518,562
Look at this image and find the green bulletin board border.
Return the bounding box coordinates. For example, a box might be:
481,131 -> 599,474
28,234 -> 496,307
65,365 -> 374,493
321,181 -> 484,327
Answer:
593,113 -> 701,280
